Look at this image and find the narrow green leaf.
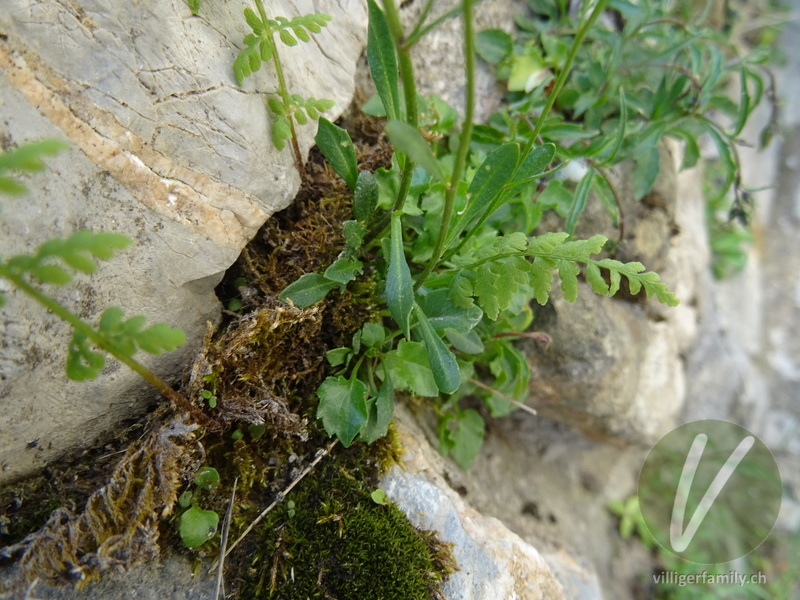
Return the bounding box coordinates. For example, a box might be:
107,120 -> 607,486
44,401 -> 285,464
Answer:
70,231 -> 131,260
315,118 -> 358,190
565,169 -> 594,235
0,176 -> 27,195
414,305 -> 460,394
447,143 -> 519,248
386,211 -> 414,339
279,29 -> 297,46
385,120 -> 444,181
135,323 -> 187,354
0,140 -> 68,175
293,25 -> 311,42
598,87 -> 627,166
367,0 -> 401,121
632,146 -> 660,201
279,272 -> 337,308
259,38 -> 273,62
267,97 -> 285,115
353,170 -> 379,222
316,376 -> 368,447
243,8 -> 263,33
29,264 -> 71,285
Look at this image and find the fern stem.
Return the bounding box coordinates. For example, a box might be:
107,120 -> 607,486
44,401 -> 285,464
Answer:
254,0 -> 304,173
522,0 -> 610,157
1,269 -> 214,428
415,0 -> 475,290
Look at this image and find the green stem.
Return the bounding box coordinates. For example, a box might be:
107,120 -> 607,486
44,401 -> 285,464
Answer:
383,0 -> 419,216
255,0 -> 304,173
414,0 -> 475,290
1,269 -> 214,428
405,3 -> 463,48
522,0 -> 610,157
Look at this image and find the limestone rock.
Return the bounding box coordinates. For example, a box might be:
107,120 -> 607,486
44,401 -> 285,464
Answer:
382,406 -> 567,600
0,0 -> 367,484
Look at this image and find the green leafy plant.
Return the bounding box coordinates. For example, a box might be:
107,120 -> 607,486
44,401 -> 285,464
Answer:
0,141 -> 207,426
178,466 -> 221,549
474,0 -> 775,246
230,0 -> 334,169
275,0 -> 682,468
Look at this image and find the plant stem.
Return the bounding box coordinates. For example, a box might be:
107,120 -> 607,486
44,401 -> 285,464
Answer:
363,0 -> 421,244
254,0 -> 304,173
383,0 -> 419,215
415,0 -> 475,290
522,0 -> 610,157
2,269 -> 214,428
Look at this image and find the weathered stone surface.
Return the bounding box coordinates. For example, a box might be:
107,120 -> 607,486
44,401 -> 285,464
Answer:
524,141 -> 703,445
0,0 -> 367,484
382,405 -> 568,600
397,0 -> 526,121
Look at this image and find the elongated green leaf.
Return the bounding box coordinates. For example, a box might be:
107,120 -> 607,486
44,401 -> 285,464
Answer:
386,211 -> 414,338
135,322 -> 186,354
353,170 -> 379,222
29,264 -> 71,285
0,140 -> 68,175
367,0 -> 401,121
632,146 -> 660,201
279,272 -> 337,308
598,87 -> 627,166
565,169 -> 594,235
446,143 -> 519,248
316,375 -> 368,447
385,121 -> 444,182
414,305 -> 460,394
315,118 -> 358,190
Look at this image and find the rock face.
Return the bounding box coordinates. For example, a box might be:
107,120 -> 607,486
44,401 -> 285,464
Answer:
525,140 -> 704,445
382,406 -> 570,600
0,0 -> 367,484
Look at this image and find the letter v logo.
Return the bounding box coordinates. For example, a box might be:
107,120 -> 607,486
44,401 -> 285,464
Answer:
669,433 -> 754,552
638,420 -> 782,564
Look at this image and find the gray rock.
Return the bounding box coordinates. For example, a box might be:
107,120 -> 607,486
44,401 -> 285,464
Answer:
382,405 -> 569,600
0,0 -> 367,484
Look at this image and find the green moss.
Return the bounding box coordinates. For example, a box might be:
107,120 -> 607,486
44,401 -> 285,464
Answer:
233,449 -> 454,600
